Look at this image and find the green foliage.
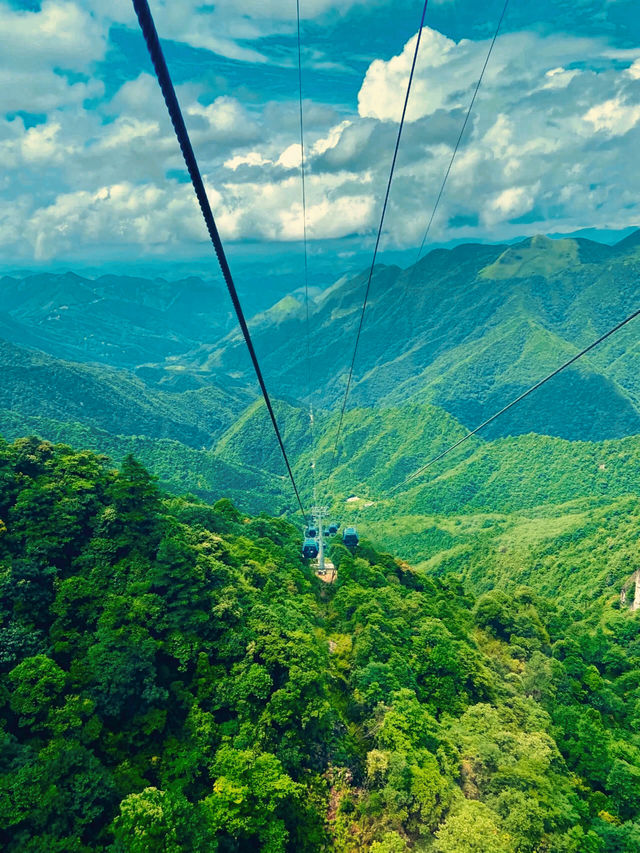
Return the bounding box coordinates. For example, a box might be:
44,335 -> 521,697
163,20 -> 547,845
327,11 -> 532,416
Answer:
0,439 -> 328,850
2,437 -> 640,851
9,654 -> 66,726
204,746 -> 301,851
434,800 -> 515,853
0,410 -> 290,515
111,787 -> 201,853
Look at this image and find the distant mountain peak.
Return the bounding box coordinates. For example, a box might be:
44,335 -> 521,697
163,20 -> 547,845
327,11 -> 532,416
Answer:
614,227 -> 640,252
479,234 -> 580,280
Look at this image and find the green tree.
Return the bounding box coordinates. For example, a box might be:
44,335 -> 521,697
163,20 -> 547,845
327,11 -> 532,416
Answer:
606,759 -> 640,821
204,747 -> 301,852
111,787 -> 213,852
9,655 -> 66,728
434,800 -> 516,853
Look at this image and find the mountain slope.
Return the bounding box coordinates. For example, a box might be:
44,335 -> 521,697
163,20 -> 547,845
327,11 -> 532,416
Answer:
0,407 -> 290,514
408,494 -> 640,615
0,338 -> 253,449
162,231 -> 640,442
3,438 -> 640,851
0,272 -> 233,371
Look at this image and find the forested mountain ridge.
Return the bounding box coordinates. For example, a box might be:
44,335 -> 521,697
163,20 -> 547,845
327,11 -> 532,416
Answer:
2,437 -> 640,851
5,344 -> 640,597
170,231 -> 640,441
6,375 -> 640,524
206,399 -> 640,611
6,232 -> 640,445
0,338 -> 253,449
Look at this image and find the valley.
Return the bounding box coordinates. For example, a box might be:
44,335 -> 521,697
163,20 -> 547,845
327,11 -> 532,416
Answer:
3,230 -> 640,603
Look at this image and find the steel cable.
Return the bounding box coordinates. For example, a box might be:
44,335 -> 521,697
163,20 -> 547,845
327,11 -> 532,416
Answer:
332,0 -> 430,459
395,306 -> 640,489
132,0 -> 308,520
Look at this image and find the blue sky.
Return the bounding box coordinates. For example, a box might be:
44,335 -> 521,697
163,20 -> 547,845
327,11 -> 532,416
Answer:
1,0 -> 640,279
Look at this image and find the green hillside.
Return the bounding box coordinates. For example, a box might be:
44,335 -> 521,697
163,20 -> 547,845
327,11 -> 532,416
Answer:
167,231 -> 640,443
207,396 -> 640,518
4,374 -> 640,570
364,495 -> 640,613
3,438 -> 640,851
394,319 -> 640,441
208,399 -> 640,615
0,409 -> 291,516
0,339 -> 255,449
422,495 -> 640,610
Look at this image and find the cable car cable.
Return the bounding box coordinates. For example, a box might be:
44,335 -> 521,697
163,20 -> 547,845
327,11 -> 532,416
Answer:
395,306 -> 640,488
296,0 -> 318,507
332,0 -> 430,459
412,0 -> 510,271
132,0 -> 308,521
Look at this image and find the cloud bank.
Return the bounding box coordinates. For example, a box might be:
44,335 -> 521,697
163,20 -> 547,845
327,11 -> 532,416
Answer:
1,1 -> 639,262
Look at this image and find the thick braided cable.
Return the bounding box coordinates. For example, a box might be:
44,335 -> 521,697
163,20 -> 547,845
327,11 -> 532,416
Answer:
132,0 -> 307,520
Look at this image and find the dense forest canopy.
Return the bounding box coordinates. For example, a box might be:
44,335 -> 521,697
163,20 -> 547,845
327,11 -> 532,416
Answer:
2,437 -> 640,850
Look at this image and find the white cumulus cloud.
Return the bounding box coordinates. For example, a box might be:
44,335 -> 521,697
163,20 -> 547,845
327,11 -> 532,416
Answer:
2,7 -> 640,262
0,1 -> 108,69
583,97 -> 640,136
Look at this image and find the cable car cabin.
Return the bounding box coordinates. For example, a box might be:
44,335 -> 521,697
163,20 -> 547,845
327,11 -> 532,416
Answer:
306,526 -> 317,539
343,526 -> 359,548
302,538 -> 319,559
328,523 -> 339,536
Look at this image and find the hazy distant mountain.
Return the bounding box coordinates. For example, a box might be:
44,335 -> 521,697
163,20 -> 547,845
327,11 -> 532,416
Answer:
0,272 -> 234,372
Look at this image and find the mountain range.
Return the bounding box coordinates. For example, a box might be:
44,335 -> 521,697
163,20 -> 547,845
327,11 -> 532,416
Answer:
162,231 -> 640,441
3,228 -> 640,604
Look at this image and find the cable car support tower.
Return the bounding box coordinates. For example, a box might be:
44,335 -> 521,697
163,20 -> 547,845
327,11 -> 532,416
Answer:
310,504 -> 328,574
